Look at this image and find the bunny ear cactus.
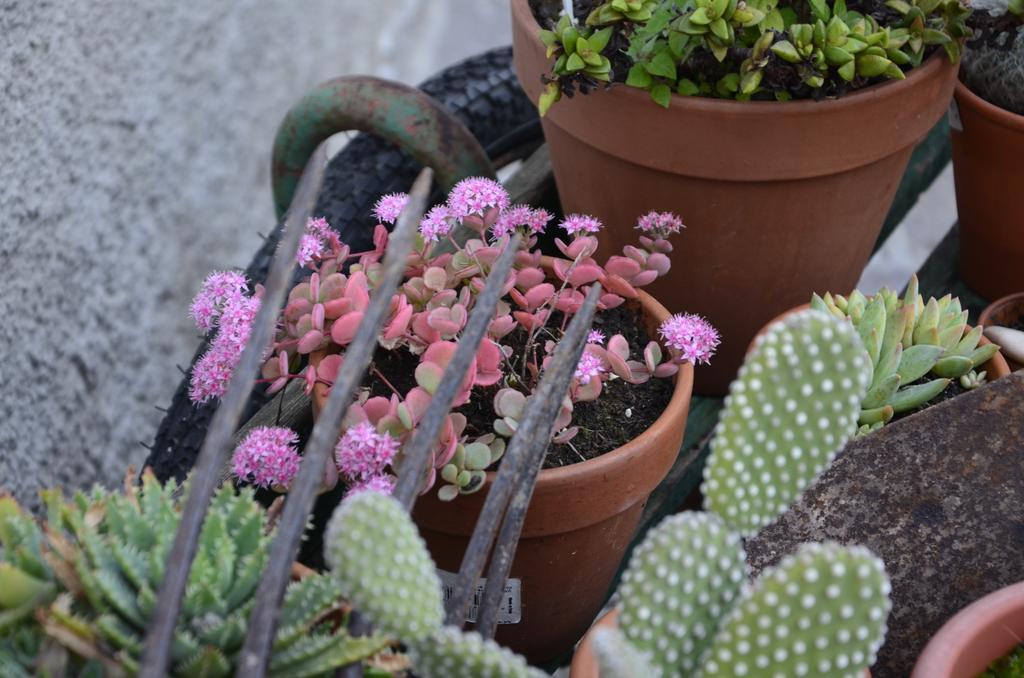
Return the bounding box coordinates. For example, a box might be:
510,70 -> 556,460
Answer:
703,543 -> 891,678
617,512 -> 748,676
596,310 -> 891,678
811,275 -> 1001,434
703,309 -> 871,535
325,492 -> 546,677
324,490 -> 443,641
4,472 -> 388,677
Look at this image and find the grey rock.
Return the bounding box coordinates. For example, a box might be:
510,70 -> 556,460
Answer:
746,372 -> 1024,677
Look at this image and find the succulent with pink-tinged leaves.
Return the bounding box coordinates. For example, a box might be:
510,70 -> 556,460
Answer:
189,179 -> 716,501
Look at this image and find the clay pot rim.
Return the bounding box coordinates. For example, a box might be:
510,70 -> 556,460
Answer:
312,260 -> 694,493
911,580 -> 1024,677
978,291 -> 1024,328
955,79 -> 1024,134
514,0 -> 950,116
749,303 -> 1011,379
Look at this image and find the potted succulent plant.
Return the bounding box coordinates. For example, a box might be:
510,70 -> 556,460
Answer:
751,276 -> 1009,434
511,0 -> 1023,394
188,178 -> 719,662
980,291 -> 1024,371
952,0 -> 1024,299
0,472 -> 396,676
911,581 -> 1024,677
569,309 -> 893,677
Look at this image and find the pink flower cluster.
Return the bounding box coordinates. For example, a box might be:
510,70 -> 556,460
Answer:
374,193 -> 409,225
659,313 -> 720,365
447,177 -> 509,219
297,217 -> 333,267
574,351 -> 605,385
189,272 -> 262,403
560,214 -> 603,236
231,426 -> 301,489
491,204 -> 552,239
637,211 -> 685,237
189,271 -> 247,332
419,205 -> 453,243
335,421 -> 399,496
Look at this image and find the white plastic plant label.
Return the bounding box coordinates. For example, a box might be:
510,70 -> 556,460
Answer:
437,569 -> 522,624
948,97 -> 963,132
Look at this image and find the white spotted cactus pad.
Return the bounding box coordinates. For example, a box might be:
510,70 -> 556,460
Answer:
702,542 -> 891,678
592,626 -> 656,677
325,492 -> 443,641
408,627 -> 547,678
618,512 -> 747,677
703,309 -> 871,535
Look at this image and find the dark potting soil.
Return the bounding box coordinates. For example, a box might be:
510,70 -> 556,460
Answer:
370,303 -> 674,470
1012,317 -> 1024,333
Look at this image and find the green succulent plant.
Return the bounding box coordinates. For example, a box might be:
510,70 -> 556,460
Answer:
0,473 -> 389,677
325,491 -> 547,678
811,275 -> 1001,434
538,0 -> 1022,107
591,309 -> 891,677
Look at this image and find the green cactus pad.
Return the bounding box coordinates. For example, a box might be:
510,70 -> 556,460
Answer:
591,625 -> 656,677
324,492 -> 443,641
703,310 -> 870,535
618,512 -> 747,677
703,542 -> 891,678
408,626 -> 546,678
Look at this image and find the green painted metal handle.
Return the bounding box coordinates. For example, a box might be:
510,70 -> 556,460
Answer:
271,75 -> 495,221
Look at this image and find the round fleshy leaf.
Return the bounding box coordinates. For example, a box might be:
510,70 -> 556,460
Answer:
618,512 -> 747,678
703,542 -> 891,678
324,492 -> 443,641
408,626 -> 546,678
703,310 -> 870,535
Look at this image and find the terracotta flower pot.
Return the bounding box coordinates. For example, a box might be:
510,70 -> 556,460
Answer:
511,0 -> 959,396
951,81 -> 1024,301
912,580 -> 1024,677
571,609 -> 872,677
311,286 -> 693,664
978,291 -> 1024,372
749,303 -> 1011,379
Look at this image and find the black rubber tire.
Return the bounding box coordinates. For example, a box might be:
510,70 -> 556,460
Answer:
146,46 -> 540,482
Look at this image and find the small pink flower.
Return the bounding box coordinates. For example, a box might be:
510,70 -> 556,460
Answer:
636,211 -> 685,237
574,351 -> 605,385
296,216 -> 333,266
347,473 -> 396,497
560,214 -> 603,236
419,205 -> 453,243
447,177 -> 510,219
189,271 -> 248,332
587,330 -> 606,345
373,193 -> 409,225
659,313 -> 720,365
335,422 -> 400,480
189,294 -> 262,403
231,426 -> 301,489
492,205 -> 553,238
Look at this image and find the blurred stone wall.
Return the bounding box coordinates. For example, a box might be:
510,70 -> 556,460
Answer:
0,0 -> 509,508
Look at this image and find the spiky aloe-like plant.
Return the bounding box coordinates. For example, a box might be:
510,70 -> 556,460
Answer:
325,491 -> 547,678
811,275 -> 1001,434
0,473 -> 389,677
591,309 -> 891,677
